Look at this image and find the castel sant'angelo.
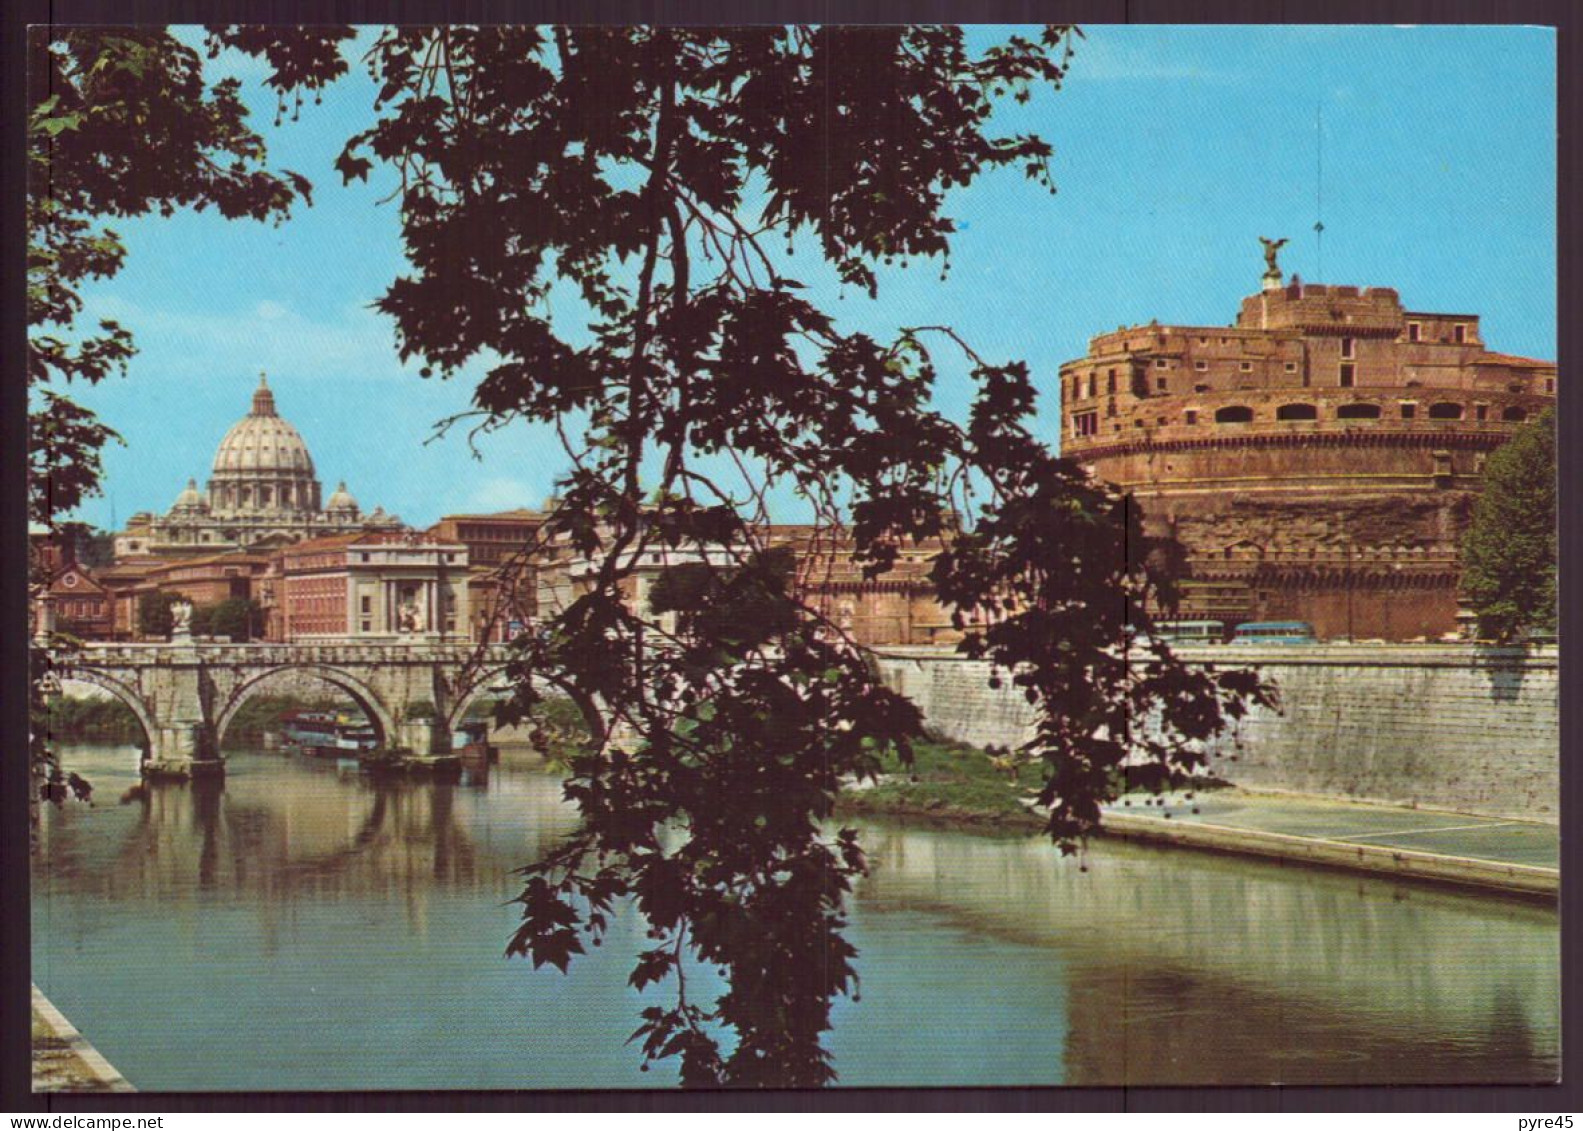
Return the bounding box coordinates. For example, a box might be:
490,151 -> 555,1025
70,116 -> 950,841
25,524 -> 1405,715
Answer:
1059,242 -> 1556,641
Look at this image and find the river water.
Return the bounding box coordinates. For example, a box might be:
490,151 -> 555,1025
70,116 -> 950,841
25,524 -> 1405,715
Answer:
32,743 -> 1558,1090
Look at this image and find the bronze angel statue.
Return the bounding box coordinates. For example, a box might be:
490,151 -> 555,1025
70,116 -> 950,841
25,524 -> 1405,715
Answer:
1260,236 -> 1289,276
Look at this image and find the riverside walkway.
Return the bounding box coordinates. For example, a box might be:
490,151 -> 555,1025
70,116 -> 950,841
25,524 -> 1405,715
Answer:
31,985 -> 135,1093
1101,789 -> 1558,898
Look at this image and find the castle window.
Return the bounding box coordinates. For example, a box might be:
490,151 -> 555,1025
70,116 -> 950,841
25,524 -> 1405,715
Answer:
1502,406 -> 1528,423
1275,403 -> 1317,421
1214,406 -> 1254,424
1194,360 -> 1208,371
1546,378 -> 1555,393
1284,361 -> 1298,373
1157,378 -> 1168,392
1240,361 -> 1253,372
1454,323 -> 1468,344
1428,402 -> 1463,420
1407,322 -> 1422,343
1339,363 -> 1356,388
1072,411 -> 1099,437
1336,404 -> 1381,420
1086,375 -> 1096,398
1155,358 -> 1168,368
1185,410 -> 1199,425
1475,404 -> 1488,421
1157,417 -> 1167,426
1106,369 -> 1116,394
1399,403 -> 1417,419
1340,337 -> 1355,359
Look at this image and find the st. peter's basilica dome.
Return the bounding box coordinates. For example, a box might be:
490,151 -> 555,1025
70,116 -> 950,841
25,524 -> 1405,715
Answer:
207,374 -> 320,515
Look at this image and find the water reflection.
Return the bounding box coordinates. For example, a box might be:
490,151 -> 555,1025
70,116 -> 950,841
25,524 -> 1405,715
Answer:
33,744 -> 1558,1090
851,823 -> 1558,1085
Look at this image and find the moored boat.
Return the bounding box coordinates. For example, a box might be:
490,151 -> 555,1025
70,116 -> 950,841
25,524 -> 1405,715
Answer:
281,709 -> 380,758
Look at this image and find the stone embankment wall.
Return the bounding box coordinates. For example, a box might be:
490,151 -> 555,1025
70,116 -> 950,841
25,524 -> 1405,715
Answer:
874,644 -> 1558,822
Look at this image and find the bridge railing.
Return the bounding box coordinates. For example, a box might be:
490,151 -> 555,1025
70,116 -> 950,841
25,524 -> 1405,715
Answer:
61,640 -> 517,667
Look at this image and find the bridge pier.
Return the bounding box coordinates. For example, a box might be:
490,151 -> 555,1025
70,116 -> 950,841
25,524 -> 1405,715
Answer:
145,723 -> 225,781
397,718 -> 452,756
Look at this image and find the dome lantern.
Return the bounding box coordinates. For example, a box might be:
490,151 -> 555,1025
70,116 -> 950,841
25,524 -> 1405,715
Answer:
251,371 -> 278,417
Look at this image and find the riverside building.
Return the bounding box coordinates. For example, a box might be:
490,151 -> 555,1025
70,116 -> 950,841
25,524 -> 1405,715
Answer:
1058,262 -> 1555,640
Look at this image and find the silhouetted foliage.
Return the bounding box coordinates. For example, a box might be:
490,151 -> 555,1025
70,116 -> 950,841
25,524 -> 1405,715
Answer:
72,25 -> 1271,1086
1462,408 -> 1556,643
51,522 -> 117,568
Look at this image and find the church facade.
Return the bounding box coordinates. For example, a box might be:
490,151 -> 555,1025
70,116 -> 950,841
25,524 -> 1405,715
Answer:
114,375 -> 403,558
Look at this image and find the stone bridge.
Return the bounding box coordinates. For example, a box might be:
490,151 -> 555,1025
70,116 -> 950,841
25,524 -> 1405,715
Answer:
46,639 -> 520,777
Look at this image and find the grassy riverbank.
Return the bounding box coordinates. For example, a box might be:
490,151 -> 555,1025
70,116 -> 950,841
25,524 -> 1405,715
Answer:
836,737 -> 1046,831
836,736 -> 1235,833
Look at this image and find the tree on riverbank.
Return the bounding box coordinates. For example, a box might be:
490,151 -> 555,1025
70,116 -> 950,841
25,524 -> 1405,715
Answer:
1461,407 -> 1557,643
64,26 -> 1272,1086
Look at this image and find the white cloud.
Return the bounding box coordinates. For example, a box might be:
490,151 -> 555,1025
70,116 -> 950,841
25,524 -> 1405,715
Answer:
1068,38 -> 1239,85
467,477 -> 542,512
80,293 -> 433,383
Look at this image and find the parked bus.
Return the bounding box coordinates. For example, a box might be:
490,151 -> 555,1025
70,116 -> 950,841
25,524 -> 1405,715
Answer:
1154,619 -> 1227,644
1230,620 -> 1318,645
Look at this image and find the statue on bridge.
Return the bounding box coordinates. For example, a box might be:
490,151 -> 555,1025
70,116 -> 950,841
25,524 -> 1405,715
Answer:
398,599 -> 422,634
170,599 -> 194,640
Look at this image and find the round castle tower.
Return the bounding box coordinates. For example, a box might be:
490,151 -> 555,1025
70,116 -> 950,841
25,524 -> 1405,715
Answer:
1058,258 -> 1555,639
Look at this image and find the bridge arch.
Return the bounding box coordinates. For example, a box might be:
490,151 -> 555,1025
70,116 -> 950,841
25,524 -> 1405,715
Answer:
445,665 -> 518,734
53,669 -> 157,767
216,664 -> 398,752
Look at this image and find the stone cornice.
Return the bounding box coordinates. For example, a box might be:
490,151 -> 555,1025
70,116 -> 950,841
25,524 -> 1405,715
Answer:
1069,427 -> 1513,465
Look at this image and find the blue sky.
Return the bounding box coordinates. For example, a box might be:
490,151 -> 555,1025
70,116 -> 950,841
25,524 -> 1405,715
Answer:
57,24 -> 1556,531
